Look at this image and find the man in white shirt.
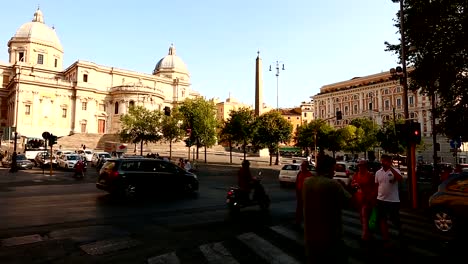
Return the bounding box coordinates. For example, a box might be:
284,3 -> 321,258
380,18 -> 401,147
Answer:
184,159 -> 192,171
375,154 -> 403,245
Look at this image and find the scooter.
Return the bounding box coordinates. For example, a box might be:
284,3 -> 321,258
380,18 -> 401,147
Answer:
226,172 -> 270,215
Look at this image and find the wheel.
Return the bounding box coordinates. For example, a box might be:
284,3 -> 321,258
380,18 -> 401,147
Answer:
432,207 -> 455,233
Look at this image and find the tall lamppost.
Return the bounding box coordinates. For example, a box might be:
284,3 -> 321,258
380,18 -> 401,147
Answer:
269,61 -> 285,110
269,61 -> 285,165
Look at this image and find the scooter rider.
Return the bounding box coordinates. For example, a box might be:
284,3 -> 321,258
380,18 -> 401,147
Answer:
237,160 -> 255,201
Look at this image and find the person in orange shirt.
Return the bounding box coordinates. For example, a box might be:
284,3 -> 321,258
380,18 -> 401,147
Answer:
295,160 -> 313,227
350,160 -> 378,242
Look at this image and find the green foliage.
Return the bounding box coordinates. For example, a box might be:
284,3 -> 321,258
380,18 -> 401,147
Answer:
349,118 -> 379,153
295,119 -> 334,152
376,119 -> 406,154
385,0 -> 467,140
119,105 -> 163,154
252,111 -> 293,154
161,106 -> 185,146
179,97 -> 218,149
219,107 -> 256,158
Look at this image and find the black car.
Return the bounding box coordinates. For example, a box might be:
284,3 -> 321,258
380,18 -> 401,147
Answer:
96,158 -> 199,199
429,172 -> 468,235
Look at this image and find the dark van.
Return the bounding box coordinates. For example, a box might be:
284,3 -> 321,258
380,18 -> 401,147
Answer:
96,158 -> 199,199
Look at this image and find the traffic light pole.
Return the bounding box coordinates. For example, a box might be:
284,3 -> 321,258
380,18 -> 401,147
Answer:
410,142 -> 417,208
50,144 -> 53,176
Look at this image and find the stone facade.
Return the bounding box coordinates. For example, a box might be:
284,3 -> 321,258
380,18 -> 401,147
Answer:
0,8 -> 199,145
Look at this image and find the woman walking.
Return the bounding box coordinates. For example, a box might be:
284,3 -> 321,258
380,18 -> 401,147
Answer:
295,160 -> 313,227
350,160 -> 377,242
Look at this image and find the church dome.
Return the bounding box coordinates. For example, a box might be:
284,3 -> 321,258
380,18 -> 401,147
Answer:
12,8 -> 63,52
153,44 -> 188,75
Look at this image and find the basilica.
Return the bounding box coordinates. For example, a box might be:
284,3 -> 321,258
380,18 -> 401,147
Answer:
0,8 -> 199,140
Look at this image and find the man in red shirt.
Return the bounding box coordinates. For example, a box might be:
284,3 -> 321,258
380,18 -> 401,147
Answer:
237,160 -> 254,201
295,160 -> 313,226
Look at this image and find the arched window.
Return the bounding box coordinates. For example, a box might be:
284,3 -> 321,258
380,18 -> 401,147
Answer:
114,102 -> 119,114
129,100 -> 135,108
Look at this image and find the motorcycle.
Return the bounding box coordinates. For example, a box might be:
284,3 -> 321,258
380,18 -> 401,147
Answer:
226,172 -> 270,215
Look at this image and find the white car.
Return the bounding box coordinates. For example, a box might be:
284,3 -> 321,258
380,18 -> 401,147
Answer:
279,163 -> 315,187
333,161 -> 356,185
77,149 -> 94,162
58,154 -> 83,169
91,152 -> 112,167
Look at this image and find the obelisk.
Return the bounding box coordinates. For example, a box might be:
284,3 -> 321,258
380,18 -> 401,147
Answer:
255,51 -> 263,116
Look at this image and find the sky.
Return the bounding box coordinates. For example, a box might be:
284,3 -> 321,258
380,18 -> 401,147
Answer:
0,0 -> 401,109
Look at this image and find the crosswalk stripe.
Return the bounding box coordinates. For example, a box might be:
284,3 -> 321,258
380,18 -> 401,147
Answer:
147,252 -> 180,264
237,232 -> 301,264
199,242 -> 240,264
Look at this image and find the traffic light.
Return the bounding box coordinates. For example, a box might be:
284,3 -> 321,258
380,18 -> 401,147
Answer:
164,106 -> 171,116
49,134 -> 57,145
336,111 -> 342,120
409,122 -> 421,144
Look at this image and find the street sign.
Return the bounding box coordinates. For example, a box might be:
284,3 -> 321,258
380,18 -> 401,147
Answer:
450,138 -> 462,149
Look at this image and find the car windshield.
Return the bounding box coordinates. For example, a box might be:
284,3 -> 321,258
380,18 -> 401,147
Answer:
99,153 -> 111,158
85,151 -> 92,154
68,155 -> 80,160
281,164 -> 299,171
16,155 -> 27,160
335,164 -> 346,172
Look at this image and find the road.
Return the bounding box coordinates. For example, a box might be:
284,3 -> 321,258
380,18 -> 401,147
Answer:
0,154 -> 463,263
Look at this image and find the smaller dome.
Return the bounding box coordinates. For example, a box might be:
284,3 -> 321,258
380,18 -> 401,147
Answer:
153,44 -> 188,75
11,8 -> 63,52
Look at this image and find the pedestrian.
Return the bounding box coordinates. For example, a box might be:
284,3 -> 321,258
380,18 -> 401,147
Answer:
375,154 -> 404,247
303,155 -> 352,263
295,160 -> 313,227
74,158 -> 85,179
350,160 -> 378,243
184,159 -> 192,172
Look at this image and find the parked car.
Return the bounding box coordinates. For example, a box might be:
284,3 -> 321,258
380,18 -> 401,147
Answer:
58,154 -> 83,169
96,158 -> 199,199
91,152 -> 112,167
278,163 -> 316,187
34,151 -> 57,168
2,154 -> 34,169
333,161 -> 356,185
77,149 -> 94,162
429,172 -> 468,235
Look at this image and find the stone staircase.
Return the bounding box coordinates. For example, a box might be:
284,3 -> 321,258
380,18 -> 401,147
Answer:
56,133 -> 228,154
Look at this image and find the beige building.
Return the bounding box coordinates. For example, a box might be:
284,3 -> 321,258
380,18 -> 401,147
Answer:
214,95 -> 252,122
312,70 -> 454,162
0,8 -> 199,142
299,100 -> 315,124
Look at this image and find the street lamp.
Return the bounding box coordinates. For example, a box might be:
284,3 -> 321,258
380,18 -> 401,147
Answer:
269,61 -> 285,110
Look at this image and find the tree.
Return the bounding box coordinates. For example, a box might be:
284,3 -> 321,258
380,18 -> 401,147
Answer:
252,111 -> 292,165
349,118 -> 379,156
179,97 -> 218,162
385,0 -> 467,140
218,107 -> 256,162
377,120 -> 406,155
295,119 -> 334,160
119,105 -> 162,156
161,107 -> 185,160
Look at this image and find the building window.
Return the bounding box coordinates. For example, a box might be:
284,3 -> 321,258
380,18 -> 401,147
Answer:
410,112 -> 415,119
83,74 -> 88,82
409,96 -> 414,106
129,101 -> 135,108
81,123 -> 87,133
54,58 -> 58,68
82,102 -> 87,110
354,105 -> 358,114
385,89 -> 389,95
99,103 -> 106,111
344,106 -> 349,115
19,52 -> 24,62
25,105 -> 31,115
304,113 -> 307,117
296,117 -> 300,120
396,98 -> 402,108
114,102 -> 119,114
62,108 -> 67,118
397,87 -> 401,93
37,54 -> 44,65
369,102 -> 373,111
385,100 -> 390,110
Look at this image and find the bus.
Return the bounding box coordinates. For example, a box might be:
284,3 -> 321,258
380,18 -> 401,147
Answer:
23,137 -> 46,161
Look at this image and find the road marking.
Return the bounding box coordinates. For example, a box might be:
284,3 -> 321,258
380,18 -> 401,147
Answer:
147,252 -> 180,264
270,225 -> 304,246
80,237 -> 140,256
200,242 -> 239,264
1,234 -> 43,247
237,232 -> 301,264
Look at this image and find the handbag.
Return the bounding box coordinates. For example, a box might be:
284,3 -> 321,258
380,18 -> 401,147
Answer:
368,207 -> 378,231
